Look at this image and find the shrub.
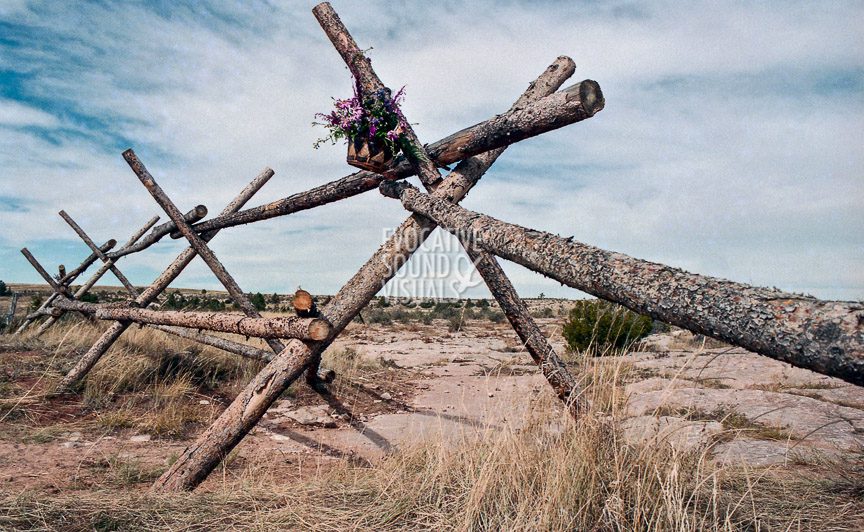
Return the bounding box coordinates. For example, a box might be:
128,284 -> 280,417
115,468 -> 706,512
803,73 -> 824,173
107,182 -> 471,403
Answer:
563,299 -> 652,353
250,292 -> 266,311
79,292 -> 99,303
0,280 -> 9,296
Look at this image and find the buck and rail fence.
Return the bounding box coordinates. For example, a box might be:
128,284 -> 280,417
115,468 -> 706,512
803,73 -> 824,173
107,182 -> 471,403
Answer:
7,2 -> 862,493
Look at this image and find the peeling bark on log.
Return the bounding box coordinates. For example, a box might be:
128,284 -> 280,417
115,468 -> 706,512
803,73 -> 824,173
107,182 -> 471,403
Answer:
52,298 -> 330,340
313,2 -> 441,186
123,150 -> 287,357
151,325 -> 272,362
34,216 -> 161,337
152,56 -> 584,492
59,210 -> 139,294
382,182 -> 864,386
54,168 -> 274,392
172,80 -> 603,239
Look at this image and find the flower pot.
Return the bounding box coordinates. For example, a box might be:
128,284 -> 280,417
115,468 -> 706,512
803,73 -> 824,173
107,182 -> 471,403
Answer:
347,137 -> 393,173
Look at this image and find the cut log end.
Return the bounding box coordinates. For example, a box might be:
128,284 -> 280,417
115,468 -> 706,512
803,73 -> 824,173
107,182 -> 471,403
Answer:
292,290 -> 314,312
578,80 -> 604,116
308,318 -> 331,341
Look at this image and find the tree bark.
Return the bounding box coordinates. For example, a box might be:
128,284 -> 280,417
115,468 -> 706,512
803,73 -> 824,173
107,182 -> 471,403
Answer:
54,168 -> 274,392
34,216 -> 161,337
171,80 -> 603,239
20,248 -> 67,295
123,150 -> 288,357
59,210 -> 139,294
313,2 -> 441,186
382,181 -> 864,386
151,325 -> 272,362
15,240 -> 115,334
108,205 -> 208,259
153,55 -> 585,492
51,298 -> 330,340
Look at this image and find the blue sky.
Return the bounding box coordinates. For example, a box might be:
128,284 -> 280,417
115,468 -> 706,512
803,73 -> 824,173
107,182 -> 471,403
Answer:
0,1 -> 862,300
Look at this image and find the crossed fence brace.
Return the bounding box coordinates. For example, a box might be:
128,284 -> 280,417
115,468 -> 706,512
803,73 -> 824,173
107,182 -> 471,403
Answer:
13,3 -> 862,492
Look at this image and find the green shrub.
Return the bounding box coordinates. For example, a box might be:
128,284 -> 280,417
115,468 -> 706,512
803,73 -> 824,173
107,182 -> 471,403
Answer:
0,280 -> 9,296
562,300 -> 652,353
79,292 -> 99,303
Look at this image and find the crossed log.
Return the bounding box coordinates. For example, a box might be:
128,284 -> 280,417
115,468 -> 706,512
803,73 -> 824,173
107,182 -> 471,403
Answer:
379,180 -> 864,386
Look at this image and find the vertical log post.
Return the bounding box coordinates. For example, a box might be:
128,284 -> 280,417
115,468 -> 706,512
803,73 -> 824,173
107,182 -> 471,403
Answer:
122,150 -> 288,357
152,53 -> 592,491
54,167 -> 274,392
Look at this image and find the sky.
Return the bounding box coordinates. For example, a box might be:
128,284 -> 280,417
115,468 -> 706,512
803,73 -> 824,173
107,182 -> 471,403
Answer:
0,0 -> 862,301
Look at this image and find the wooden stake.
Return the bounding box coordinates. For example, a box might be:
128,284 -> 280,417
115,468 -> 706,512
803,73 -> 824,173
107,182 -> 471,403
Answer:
151,325 -> 272,362
54,168 -> 274,392
109,205 -> 208,259
59,210 -> 138,294
383,181 -> 864,386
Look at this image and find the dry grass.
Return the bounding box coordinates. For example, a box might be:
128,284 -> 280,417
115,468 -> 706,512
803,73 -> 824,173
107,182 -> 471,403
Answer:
0,319 -> 861,530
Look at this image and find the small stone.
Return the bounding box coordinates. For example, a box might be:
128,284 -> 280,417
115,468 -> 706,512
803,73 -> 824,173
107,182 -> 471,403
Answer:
61,441 -> 80,449
129,434 -> 151,443
66,432 -> 82,442
381,392 -> 392,400
488,393 -> 495,398
198,400 -> 210,405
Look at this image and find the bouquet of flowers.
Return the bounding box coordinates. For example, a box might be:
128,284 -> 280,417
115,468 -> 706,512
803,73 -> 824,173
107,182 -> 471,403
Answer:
314,83 -> 409,171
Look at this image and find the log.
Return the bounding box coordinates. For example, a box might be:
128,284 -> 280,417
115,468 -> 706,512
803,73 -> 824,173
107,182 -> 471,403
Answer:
313,2 -> 441,186
34,216 -> 160,337
51,298 -> 330,340
171,80 -> 603,239
123,150 -> 287,357
108,205 -> 208,259
54,168 -> 274,392
381,181 -> 864,386
15,240 -> 114,334
57,265 -> 66,280
59,210 -> 138,294
59,239 -> 117,284
151,325 -> 272,362
310,12 -> 583,410
152,55 -> 582,492
20,248 -> 67,295
292,289 -> 318,317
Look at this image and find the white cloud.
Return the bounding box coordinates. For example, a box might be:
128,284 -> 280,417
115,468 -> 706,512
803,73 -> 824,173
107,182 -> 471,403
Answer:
1,1 -> 861,301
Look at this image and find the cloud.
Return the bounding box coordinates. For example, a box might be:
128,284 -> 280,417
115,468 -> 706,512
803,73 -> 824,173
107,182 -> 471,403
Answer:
1,0 -> 862,302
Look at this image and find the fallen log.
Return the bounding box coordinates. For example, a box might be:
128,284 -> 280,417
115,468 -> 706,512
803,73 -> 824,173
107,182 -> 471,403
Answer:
381,181 -> 864,386
54,168 -> 274,392
152,53 -> 588,492
170,80 -> 603,239
51,298 -> 330,340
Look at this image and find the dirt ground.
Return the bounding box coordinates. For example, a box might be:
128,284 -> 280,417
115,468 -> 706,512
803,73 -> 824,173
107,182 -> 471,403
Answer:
1,312 -> 862,498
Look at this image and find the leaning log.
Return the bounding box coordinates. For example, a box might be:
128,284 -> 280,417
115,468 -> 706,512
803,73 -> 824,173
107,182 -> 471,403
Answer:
108,205 -> 208,260
59,210 -> 138,293
54,168 -> 274,392
152,53 -> 586,492
51,298 -> 330,340
171,80 -> 603,239
34,216 -> 161,337
124,149 -> 287,357
381,181 -> 864,386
